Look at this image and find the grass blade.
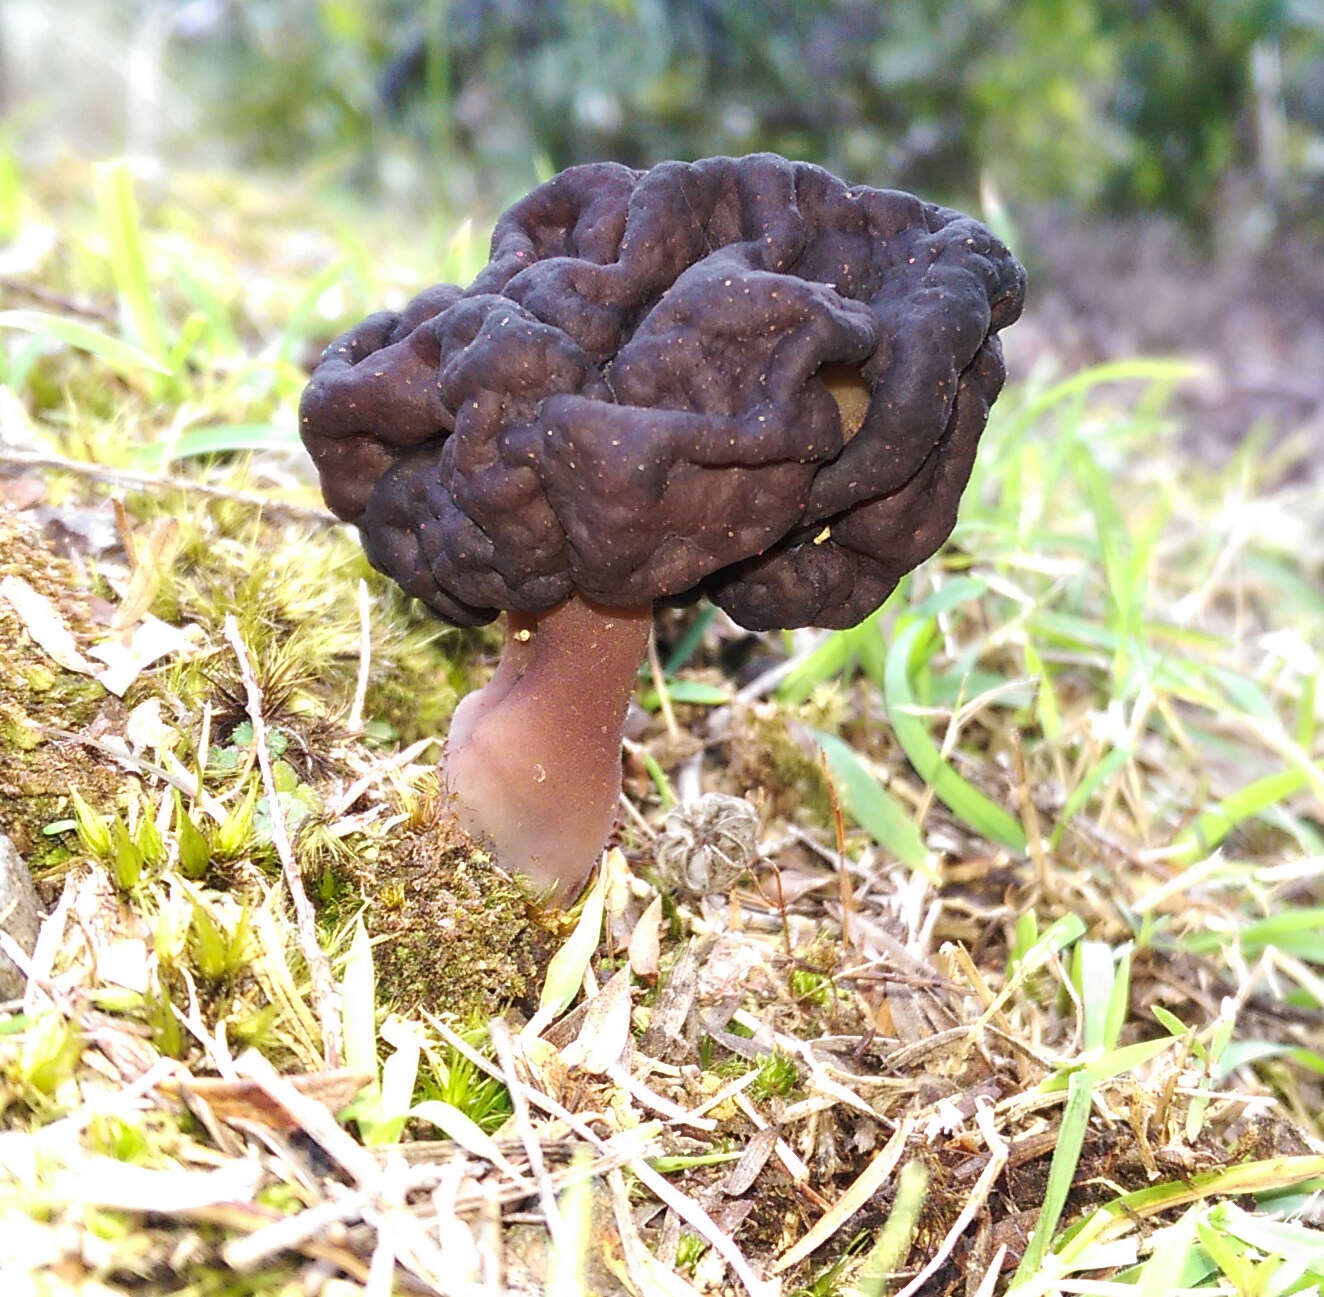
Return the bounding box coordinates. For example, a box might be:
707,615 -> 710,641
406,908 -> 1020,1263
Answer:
1074,941 -> 1118,1051
884,616 -> 1027,852
999,357 -> 1208,444
1183,909 -> 1324,965
814,731 -> 930,873
279,258 -> 353,363
0,309 -> 172,379
663,605 -> 718,675
95,159 -> 170,365
1039,1037 -> 1176,1092
1166,767 -> 1315,864
154,423 -> 292,463
848,1158 -> 929,1296
1010,1069 -> 1092,1286
1140,1208 -> 1200,1295
779,591 -> 904,704
1050,746 -> 1131,848
778,629 -> 862,704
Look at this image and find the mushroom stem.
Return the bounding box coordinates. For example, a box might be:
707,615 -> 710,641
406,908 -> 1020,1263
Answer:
442,594 -> 653,902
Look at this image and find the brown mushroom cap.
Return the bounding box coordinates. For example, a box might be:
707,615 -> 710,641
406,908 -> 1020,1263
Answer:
300,153 -> 1026,631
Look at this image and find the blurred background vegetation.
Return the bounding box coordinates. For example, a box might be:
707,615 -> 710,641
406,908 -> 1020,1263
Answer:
4,0 -> 1323,232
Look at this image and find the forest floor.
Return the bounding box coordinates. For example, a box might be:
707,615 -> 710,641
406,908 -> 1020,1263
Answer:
0,157 -> 1322,1297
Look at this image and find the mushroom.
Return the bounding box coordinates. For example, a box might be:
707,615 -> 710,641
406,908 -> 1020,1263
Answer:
300,153 -> 1025,903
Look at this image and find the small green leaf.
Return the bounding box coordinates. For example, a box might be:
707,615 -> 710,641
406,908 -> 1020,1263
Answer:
214,781 -> 259,859
109,815 -> 144,890
134,810 -> 165,868
188,899 -> 227,980
1008,912 -> 1087,987
174,793 -> 211,879
20,1012 -> 84,1096
68,788 -> 111,859
639,679 -> 729,709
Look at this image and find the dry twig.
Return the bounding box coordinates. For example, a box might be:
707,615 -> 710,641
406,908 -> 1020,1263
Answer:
223,614 -> 342,1068
0,449 -> 340,525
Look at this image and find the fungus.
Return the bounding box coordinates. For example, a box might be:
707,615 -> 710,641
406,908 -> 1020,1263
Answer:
300,153 -> 1025,903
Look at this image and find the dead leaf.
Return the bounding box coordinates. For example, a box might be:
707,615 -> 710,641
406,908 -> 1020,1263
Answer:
46,1153 -> 264,1213
641,939 -> 699,1062
160,1070 -> 374,1132
0,574 -> 98,675
627,895 -> 662,982
35,498 -> 120,556
0,475 -> 45,511
562,965 -> 633,1075
96,938 -> 152,994
718,1127 -> 779,1197
125,697 -> 179,756
517,1031 -> 571,1097
88,615 -> 202,696
112,512 -> 182,631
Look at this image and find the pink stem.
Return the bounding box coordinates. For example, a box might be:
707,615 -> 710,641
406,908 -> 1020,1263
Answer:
442,594 -> 653,902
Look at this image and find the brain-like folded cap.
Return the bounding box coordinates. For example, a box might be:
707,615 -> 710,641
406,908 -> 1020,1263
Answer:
300,153 -> 1026,630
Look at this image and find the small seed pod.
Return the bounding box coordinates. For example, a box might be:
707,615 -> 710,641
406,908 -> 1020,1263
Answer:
654,792 -> 761,897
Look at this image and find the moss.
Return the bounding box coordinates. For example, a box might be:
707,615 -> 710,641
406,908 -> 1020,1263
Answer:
351,811 -> 558,1019
0,758 -> 122,869
360,601 -> 497,745
0,515 -> 119,865
727,705 -> 834,826
135,487 -> 487,746
0,704 -> 43,753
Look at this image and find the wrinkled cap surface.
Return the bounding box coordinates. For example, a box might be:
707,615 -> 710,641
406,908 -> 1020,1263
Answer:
300,153 -> 1026,630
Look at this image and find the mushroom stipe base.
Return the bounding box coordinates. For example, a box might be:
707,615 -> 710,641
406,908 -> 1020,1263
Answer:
442,594 -> 653,901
